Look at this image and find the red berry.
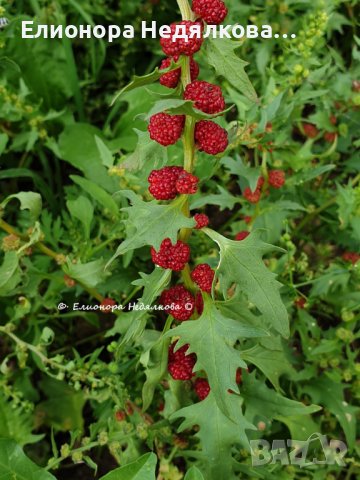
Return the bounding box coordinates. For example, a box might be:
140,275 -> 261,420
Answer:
194,378 -> 210,400
148,166 -> 184,200
342,252 -> 360,265
100,298 -> 116,313
243,187 -> 261,204
160,21 -> 203,57
176,171 -> 199,194
236,368 -> 243,384
192,0 -> 228,25
268,170 -> 285,189
244,216 -> 252,224
160,285 -> 195,321
168,342 -> 196,380
194,213 -> 209,229
195,120 -> 228,155
195,292 -> 204,315
324,132 -> 337,143
191,264 -> 215,293
295,297 -> 306,309
303,122 -> 319,139
160,56 -> 199,88
235,231 -> 250,241
148,113 -> 185,146
184,81 -> 226,114
64,275 -> 76,288
115,410 -> 126,422
151,238 -> 190,271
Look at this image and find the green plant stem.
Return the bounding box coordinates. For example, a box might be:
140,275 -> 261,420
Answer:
177,0 -> 193,20
0,326 -> 67,371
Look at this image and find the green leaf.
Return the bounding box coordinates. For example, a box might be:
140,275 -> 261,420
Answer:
167,296 -> 267,416
0,133 -> 8,155
1,192 -> 42,221
222,156 -> 261,192
172,393 -> 255,480
141,334 -> 171,411
107,268 -> 171,341
190,186 -> 242,211
99,452 -> 157,480
184,466 -> 205,480
95,135 -> 114,168
108,191 -> 195,264
122,130 -> 168,172
147,98 -> 233,120
0,439 -> 56,480
0,252 -> 19,290
241,337 -> 296,390
288,164 -> 335,185
203,36 -> 258,103
58,123 -> 117,192
203,229 -> 289,337
70,175 -> 119,217
111,63 -> 179,104
67,196 -> 94,239
306,376 -> 358,449
242,372 -> 321,424
64,258 -> 107,288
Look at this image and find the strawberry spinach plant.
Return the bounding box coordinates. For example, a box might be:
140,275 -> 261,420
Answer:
0,0 -> 359,479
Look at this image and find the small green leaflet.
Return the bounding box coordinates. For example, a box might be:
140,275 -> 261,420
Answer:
166,296 -> 267,417
111,62 -> 180,105
107,191 -> 195,266
172,393 -> 256,480
99,452 -> 157,480
70,175 -> 119,218
184,466 -> 205,480
64,258 -> 107,288
203,36 -> 258,103
204,229 -> 289,337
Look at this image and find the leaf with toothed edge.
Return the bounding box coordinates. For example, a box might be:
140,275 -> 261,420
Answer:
203,229 -> 289,338
171,392 -> 256,480
106,191 -> 195,268
165,296 -> 268,417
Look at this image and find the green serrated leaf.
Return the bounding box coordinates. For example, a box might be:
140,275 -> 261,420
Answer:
111,63 -> 179,105
203,229 -> 289,337
107,191 -> 195,265
172,393 -> 256,480
147,98 -> 234,120
0,252 -> 19,290
242,372 -> 321,424
203,36 -> 258,103
190,186 -> 242,211
99,452 -> 157,480
167,296 -> 267,417
64,258 -> 107,288
222,156 -> 261,192
0,439 -> 56,480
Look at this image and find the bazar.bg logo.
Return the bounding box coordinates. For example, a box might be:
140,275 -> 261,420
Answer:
251,433 -> 347,467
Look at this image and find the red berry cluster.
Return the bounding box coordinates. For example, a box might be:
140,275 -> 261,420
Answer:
148,166 -> 199,200
146,2 -> 230,400
243,170 -> 286,204
168,342 -> 197,380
